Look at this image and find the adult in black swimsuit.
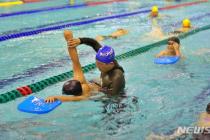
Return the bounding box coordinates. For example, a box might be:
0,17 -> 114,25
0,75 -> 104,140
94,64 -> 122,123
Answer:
68,31 -> 125,96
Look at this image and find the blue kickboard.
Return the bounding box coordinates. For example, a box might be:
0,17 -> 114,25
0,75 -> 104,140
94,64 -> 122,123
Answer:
154,56 -> 180,64
18,96 -> 62,114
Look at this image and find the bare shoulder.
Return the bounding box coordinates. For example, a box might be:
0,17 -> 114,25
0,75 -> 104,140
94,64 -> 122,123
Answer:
113,68 -> 124,75
111,69 -> 124,81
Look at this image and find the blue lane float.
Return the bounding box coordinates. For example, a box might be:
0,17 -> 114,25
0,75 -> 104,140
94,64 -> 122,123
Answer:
18,96 -> 62,114
1,4 -> 153,36
154,56 -> 180,64
0,4 -> 87,18
0,9 -> 150,42
0,7 -> 132,36
2,10 -> 210,43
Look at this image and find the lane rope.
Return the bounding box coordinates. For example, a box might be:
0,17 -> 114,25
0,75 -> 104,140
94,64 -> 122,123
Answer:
0,4 -> 152,36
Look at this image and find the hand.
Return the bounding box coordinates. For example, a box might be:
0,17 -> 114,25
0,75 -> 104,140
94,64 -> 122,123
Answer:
173,42 -> 179,48
96,35 -> 104,41
67,38 -> 81,48
99,87 -> 112,92
45,96 -> 57,103
156,50 -> 165,58
156,54 -> 160,58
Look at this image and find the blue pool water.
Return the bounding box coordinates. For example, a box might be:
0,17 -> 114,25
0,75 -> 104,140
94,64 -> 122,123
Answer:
1,0 -> 210,139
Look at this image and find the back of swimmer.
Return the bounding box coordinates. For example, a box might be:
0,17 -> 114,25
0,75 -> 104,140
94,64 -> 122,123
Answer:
172,19 -> 192,34
193,103 -> 210,140
96,28 -> 128,42
197,103 -> 210,128
146,103 -> 210,140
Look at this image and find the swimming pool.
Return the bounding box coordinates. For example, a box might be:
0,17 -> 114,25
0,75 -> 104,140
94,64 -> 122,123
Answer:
1,0 -> 210,139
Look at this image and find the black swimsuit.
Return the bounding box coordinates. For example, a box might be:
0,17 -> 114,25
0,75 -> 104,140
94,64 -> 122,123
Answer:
80,38 -> 125,95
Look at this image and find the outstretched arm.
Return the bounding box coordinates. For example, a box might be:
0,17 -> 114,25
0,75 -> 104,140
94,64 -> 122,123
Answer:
67,37 -> 102,52
45,31 -> 90,103
79,38 -> 102,52
64,31 -> 91,96
45,95 -> 89,103
64,30 -> 87,84
45,83 -> 91,103
156,50 -> 166,58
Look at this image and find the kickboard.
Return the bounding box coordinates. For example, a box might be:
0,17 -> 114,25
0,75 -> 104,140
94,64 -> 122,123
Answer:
18,96 -> 62,114
154,56 -> 180,64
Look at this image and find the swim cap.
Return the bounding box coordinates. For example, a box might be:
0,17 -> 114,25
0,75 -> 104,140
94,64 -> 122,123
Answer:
182,19 -> 191,28
62,80 -> 82,96
152,6 -> 158,12
96,45 -> 115,64
168,36 -> 180,45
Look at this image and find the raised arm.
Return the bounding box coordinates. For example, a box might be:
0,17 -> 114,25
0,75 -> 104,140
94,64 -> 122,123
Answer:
67,36 -> 103,52
173,43 -> 181,57
79,38 -> 102,52
64,30 -> 87,84
45,31 -> 92,103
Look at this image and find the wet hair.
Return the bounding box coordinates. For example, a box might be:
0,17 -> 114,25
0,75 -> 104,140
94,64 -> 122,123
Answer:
206,103 -> 210,114
168,37 -> 180,45
62,80 -> 82,96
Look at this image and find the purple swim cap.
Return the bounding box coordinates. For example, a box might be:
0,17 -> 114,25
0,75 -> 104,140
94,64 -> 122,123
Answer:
96,45 -> 115,64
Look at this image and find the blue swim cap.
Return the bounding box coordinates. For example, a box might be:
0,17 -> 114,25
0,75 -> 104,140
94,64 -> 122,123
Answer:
96,45 -> 115,64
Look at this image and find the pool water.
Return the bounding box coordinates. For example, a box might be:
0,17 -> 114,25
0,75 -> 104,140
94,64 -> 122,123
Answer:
1,0 -> 210,139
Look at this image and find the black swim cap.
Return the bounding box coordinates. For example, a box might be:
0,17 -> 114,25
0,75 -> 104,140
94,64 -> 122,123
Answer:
206,103 -> 210,114
62,80 -> 82,96
168,36 -> 180,44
